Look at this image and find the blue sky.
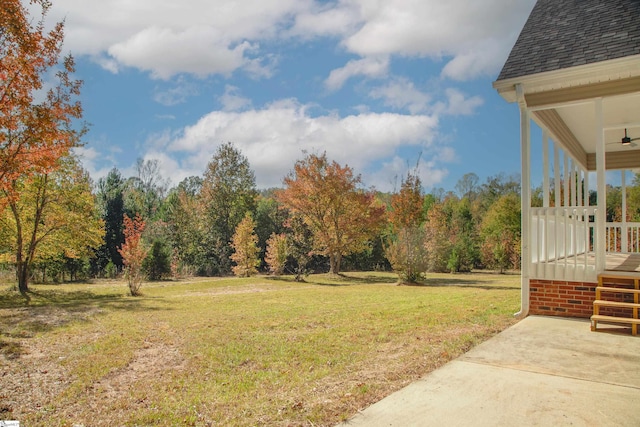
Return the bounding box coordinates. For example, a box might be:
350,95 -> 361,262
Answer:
45,0 -> 538,192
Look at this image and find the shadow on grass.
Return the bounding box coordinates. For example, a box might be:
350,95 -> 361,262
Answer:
267,273 -> 517,290
303,273 -> 398,287
0,287 -> 172,360
415,277 -> 519,291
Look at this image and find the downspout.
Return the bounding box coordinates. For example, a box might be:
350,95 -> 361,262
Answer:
516,83 -> 530,318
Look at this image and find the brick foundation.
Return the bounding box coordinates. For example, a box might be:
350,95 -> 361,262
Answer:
529,279 -> 637,318
529,279 -> 595,318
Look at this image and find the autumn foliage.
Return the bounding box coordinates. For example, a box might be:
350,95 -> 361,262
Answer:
386,172 -> 428,283
230,214 -> 260,277
0,157 -> 104,295
265,233 -> 288,276
0,0 -> 84,211
119,214 -> 148,296
277,153 -> 386,275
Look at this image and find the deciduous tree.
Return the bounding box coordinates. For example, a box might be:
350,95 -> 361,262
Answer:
0,157 -> 104,295
118,214 -> 147,296
265,233 -> 288,276
230,213 -> 260,277
164,176 -> 205,275
284,215 -> 313,281
1,0 -> 84,211
201,143 -> 257,274
386,172 -> 428,283
480,193 -> 521,272
276,153 -> 386,275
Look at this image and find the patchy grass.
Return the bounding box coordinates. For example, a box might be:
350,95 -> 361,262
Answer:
0,271 -> 520,426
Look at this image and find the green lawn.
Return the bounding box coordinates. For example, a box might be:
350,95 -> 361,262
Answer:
0,272 -> 520,426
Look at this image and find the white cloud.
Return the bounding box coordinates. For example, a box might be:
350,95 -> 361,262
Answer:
72,146 -> 113,183
438,88 -> 484,116
369,81 -> 483,116
50,0 -> 308,78
325,56 -> 389,91
339,0 -> 535,81
440,39 -> 511,81
289,3 -> 360,38
369,78 -> 431,114
153,77 -> 199,106
219,85 -> 252,111
151,99 -> 442,190
109,27 -> 251,80
50,0 -> 534,82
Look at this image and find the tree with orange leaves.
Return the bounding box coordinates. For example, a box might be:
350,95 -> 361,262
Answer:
276,153 -> 386,275
1,0 -> 84,211
118,214 -> 148,296
386,171 -> 429,283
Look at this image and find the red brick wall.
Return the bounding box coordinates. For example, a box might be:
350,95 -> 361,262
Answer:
529,279 -> 595,318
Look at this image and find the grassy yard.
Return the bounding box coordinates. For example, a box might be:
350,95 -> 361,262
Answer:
0,272 -> 520,426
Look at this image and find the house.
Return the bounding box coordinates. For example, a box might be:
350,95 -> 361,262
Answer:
493,0 -> 640,333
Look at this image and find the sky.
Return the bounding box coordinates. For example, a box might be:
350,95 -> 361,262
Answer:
42,0 -> 539,193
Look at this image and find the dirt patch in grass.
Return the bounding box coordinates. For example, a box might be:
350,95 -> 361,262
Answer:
0,339 -> 72,420
182,283 -> 314,297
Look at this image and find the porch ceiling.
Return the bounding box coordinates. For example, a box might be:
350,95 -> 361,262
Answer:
494,55 -> 640,171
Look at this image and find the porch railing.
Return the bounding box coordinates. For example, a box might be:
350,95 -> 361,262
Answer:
530,206 -> 597,281
605,222 -> 640,253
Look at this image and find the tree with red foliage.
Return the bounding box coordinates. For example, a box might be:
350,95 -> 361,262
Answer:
118,214 -> 148,296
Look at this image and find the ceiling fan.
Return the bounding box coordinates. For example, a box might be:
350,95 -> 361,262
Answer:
608,129 -> 640,147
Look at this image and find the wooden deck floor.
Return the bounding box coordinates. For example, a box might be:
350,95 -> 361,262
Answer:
605,253 -> 640,272
533,253 -> 640,274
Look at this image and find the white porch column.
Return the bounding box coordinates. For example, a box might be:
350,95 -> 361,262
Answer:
542,131 -> 550,207
516,84 -> 530,318
564,153 -> 570,206
595,98 -> 606,272
554,143 -> 561,207
622,170 -> 627,252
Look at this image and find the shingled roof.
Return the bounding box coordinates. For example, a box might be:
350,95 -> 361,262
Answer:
497,0 -> 640,81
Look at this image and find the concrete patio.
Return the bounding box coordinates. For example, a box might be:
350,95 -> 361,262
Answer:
339,316 -> 640,427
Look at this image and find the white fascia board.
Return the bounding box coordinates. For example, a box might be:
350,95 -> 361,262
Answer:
493,54 -> 640,104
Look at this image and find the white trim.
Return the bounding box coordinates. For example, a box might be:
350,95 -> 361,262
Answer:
493,54 -> 640,102
517,84 -> 531,318
595,98 -> 606,273
554,143 -> 561,207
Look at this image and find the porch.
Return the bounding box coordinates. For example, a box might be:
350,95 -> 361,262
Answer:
530,204 -> 640,282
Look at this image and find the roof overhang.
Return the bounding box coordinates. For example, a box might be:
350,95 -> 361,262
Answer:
493,54 -> 640,172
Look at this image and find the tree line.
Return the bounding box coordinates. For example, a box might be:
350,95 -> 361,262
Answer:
1,134 -> 527,292
4,0 -> 635,296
